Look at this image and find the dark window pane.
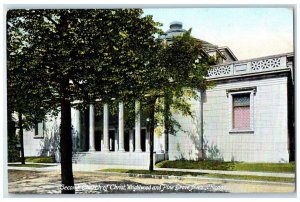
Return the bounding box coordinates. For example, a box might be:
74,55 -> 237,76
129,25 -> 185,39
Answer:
233,94 -> 250,107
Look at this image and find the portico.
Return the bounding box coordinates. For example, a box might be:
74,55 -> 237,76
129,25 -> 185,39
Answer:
86,100 -> 150,154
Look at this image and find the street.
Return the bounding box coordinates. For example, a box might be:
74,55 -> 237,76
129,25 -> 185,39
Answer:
7,170 -> 295,194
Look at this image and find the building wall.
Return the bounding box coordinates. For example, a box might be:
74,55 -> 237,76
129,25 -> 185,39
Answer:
22,75 -> 290,163
168,91 -> 203,161
202,76 -> 289,162
168,76 -> 289,163
23,114 -> 60,157
23,108 -> 81,161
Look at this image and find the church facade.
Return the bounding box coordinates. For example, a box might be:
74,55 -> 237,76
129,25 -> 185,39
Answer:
21,22 -> 295,168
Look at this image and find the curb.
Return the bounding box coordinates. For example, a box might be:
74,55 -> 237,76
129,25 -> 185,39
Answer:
7,166 -> 60,172
97,171 -> 295,186
8,162 -> 59,166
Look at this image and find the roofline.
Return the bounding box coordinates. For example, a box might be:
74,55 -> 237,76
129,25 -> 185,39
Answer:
212,52 -> 294,67
217,46 -> 238,61
207,68 -> 291,82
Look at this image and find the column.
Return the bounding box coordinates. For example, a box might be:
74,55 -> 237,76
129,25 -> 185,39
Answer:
103,103 -> 110,152
74,109 -> 81,151
146,130 -> 150,152
115,131 -> 118,152
89,104 -> 95,152
129,129 -> 134,152
135,100 -> 142,152
118,102 -> 125,152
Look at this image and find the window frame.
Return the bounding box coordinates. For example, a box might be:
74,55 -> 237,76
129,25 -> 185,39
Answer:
34,121 -> 44,139
227,87 -> 256,134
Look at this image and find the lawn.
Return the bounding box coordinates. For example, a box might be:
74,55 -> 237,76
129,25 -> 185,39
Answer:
99,169 -> 295,183
25,156 -> 56,163
156,160 -> 295,173
8,163 -> 55,168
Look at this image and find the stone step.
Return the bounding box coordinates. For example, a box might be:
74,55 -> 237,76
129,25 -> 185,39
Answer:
72,152 -> 88,163
72,151 -> 150,166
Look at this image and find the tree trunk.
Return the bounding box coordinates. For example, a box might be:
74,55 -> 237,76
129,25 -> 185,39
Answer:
149,98 -> 156,171
163,94 -> 171,158
60,80 -> 75,194
7,110 -> 15,138
7,111 -> 18,162
18,112 -> 25,164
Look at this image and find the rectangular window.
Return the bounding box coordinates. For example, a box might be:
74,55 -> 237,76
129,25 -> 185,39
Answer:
233,94 -> 250,129
35,121 -> 44,137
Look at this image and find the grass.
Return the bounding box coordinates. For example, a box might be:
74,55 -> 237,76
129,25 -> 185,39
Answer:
25,156 -> 56,163
99,169 -> 295,183
232,162 -> 295,173
8,163 -> 55,168
156,160 -> 295,173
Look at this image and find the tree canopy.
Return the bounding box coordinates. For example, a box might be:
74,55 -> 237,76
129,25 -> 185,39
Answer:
7,8 -> 211,192
7,9 -> 164,193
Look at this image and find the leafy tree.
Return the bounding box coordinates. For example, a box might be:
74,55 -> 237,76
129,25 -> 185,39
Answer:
7,10 -> 211,195
7,9 -> 162,193
140,30 -> 210,171
7,9 -> 107,194
7,17 -> 56,164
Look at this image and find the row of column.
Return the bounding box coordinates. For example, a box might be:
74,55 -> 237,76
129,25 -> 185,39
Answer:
88,101 -> 144,152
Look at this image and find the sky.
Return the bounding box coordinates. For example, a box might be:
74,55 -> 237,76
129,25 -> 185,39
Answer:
143,8 -> 294,60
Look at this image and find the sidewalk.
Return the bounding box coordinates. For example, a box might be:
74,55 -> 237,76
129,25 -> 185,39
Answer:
7,162 -> 295,178
155,167 -> 295,178
7,162 -> 60,172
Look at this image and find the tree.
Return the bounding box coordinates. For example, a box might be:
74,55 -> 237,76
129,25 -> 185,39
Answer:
7,9 -> 162,193
141,30 -> 211,171
7,9 -> 106,193
7,18 -> 56,164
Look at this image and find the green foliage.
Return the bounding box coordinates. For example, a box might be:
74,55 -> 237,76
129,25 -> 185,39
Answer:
8,135 -> 19,162
7,9 -> 210,173
141,30 -> 211,140
7,9 -> 166,181
206,144 -> 223,161
7,8 -> 163,124
7,9 -> 209,133
233,162 -> 295,173
157,160 -> 234,170
156,160 -> 295,173
25,156 -> 56,163
7,114 -> 19,162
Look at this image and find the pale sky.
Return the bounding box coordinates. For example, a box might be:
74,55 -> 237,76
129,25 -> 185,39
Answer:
143,8 -> 294,60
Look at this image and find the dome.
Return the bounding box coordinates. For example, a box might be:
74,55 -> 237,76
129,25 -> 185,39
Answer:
164,21 -> 186,41
169,21 -> 183,29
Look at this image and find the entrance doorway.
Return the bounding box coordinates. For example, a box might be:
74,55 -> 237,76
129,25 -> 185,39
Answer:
124,130 -> 130,152
95,130 -> 101,151
141,129 -> 146,152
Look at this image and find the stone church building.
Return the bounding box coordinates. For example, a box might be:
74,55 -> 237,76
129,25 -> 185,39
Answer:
21,22 -> 295,168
